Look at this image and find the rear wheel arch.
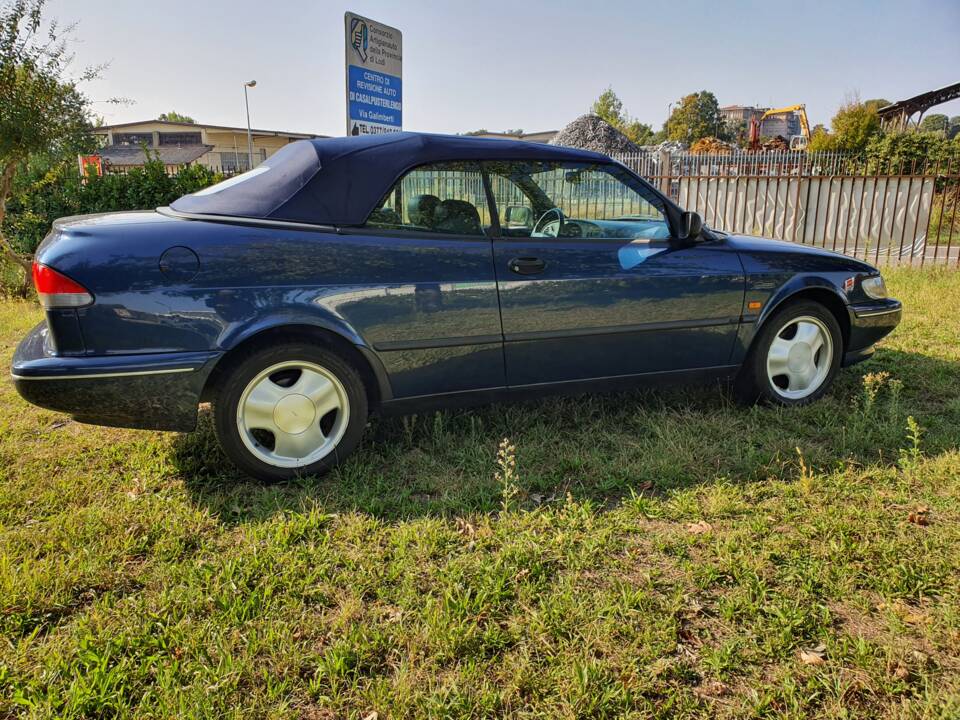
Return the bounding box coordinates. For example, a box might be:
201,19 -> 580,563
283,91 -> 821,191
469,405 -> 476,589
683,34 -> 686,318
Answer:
202,324 -> 388,412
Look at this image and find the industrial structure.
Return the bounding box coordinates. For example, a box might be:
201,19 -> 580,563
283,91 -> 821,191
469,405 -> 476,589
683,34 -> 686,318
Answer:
877,82 -> 960,130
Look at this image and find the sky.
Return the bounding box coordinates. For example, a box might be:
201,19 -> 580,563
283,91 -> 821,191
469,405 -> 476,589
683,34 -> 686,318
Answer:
47,0 -> 960,137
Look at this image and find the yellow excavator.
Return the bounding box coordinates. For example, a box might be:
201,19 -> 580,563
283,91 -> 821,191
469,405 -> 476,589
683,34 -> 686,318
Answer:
749,104 -> 811,151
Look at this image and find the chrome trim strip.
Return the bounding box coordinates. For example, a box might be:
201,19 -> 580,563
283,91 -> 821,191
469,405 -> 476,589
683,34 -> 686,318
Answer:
504,316 -> 740,343
375,334 -> 503,351
853,307 -> 902,319
11,367 -> 196,381
156,206 -> 337,233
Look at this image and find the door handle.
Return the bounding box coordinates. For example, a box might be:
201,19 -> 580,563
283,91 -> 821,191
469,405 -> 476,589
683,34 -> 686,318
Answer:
508,256 -> 546,275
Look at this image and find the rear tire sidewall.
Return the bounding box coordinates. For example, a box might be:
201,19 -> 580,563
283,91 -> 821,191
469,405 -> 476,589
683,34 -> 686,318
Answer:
737,300 -> 843,406
213,343 -> 367,482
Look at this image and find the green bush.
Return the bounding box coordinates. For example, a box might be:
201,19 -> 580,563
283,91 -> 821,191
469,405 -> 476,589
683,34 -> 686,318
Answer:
2,155 -> 220,256
865,131 -> 960,173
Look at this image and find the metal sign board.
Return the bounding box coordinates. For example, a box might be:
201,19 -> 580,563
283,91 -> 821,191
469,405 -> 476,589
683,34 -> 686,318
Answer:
344,12 -> 402,136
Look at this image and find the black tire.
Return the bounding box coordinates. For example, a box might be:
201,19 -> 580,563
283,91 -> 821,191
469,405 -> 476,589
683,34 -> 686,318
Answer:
213,342 -> 367,482
734,300 -> 843,406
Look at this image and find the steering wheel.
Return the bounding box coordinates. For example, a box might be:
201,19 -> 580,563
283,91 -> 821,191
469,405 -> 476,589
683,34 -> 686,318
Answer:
532,207 -> 565,237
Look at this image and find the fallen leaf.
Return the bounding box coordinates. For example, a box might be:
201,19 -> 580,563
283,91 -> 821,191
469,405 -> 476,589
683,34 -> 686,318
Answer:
799,643 -> 827,665
686,520 -> 713,534
890,600 -> 931,625
455,517 -> 476,536
702,680 -> 729,696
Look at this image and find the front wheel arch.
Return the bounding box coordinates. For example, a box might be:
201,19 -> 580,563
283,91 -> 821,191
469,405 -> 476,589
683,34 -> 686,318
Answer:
755,287 -> 850,355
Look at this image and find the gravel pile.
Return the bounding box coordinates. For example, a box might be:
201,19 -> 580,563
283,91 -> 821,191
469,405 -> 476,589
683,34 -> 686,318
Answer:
549,114 -> 640,154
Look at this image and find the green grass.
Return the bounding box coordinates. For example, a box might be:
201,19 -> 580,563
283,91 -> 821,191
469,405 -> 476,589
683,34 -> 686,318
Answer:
1,268 -> 959,718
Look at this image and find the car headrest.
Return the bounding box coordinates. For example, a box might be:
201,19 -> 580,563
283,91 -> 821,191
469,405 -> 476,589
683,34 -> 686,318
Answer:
434,199 -> 482,235
407,194 -> 440,227
367,207 -> 401,226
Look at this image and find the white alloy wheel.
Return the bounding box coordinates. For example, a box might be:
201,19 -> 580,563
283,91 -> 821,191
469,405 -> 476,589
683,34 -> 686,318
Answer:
765,315 -> 834,400
236,360 -> 349,468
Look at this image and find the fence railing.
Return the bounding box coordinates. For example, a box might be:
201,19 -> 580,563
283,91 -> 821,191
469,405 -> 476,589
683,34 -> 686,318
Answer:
614,151 -> 960,267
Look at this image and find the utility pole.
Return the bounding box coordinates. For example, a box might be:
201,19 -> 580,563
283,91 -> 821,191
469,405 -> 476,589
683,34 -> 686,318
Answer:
243,80 -> 257,170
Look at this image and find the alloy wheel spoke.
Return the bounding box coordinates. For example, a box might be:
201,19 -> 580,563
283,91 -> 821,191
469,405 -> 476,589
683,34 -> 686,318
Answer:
810,331 -> 825,355
793,321 -> 822,347
767,336 -> 792,377
243,380 -> 286,430
295,369 -> 341,417
272,422 -> 328,460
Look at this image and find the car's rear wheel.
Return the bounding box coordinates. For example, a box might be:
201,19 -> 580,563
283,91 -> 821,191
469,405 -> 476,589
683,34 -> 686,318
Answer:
735,300 -> 842,406
213,342 -> 367,481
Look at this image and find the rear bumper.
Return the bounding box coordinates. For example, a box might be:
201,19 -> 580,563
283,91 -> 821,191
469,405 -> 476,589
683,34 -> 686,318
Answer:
11,322 -> 221,431
843,299 -> 902,367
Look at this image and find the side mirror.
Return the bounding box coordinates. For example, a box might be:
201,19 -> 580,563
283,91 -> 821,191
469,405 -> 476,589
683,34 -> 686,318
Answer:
680,211 -> 703,241
504,205 -> 533,228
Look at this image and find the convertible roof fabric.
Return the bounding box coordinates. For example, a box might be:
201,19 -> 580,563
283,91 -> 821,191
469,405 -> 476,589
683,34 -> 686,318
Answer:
169,132 -> 608,226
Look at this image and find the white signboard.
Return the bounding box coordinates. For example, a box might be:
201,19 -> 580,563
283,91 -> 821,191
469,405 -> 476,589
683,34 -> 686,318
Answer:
344,12 -> 402,136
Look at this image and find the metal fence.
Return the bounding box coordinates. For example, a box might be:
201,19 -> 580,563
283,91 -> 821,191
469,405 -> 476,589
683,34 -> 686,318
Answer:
613,151 -> 960,266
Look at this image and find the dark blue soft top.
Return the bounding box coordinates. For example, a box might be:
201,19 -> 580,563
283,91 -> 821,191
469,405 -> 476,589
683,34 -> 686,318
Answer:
169,132 -> 608,226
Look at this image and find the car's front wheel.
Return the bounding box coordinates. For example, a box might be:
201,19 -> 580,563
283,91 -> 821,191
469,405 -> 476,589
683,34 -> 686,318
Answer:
213,342 -> 367,481
735,300 -> 842,406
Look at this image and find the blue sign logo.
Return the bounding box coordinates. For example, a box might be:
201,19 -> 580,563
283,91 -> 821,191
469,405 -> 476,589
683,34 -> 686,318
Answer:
350,18 -> 368,62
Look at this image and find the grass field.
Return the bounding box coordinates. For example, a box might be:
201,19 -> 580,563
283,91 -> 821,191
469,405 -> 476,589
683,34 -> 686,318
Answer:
1,269 -> 959,719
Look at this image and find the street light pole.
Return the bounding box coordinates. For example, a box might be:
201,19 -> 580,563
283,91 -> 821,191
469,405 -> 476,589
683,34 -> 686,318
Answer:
243,80 -> 256,171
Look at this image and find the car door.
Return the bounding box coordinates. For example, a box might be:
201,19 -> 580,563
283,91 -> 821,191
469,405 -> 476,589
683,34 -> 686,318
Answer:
484,160 -> 745,387
334,161 -> 505,398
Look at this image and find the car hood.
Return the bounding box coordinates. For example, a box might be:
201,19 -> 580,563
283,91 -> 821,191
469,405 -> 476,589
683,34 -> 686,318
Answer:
720,233 -> 878,271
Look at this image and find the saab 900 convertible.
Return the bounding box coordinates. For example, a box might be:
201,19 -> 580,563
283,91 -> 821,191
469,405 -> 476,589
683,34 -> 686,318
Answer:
12,133 -> 901,480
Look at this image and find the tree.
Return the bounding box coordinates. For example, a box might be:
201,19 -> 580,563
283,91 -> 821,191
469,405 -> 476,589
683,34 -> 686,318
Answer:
808,97 -> 882,153
919,113 -> 949,135
591,87 -> 655,145
950,117 -> 960,140
592,87 -> 625,127
863,98 -> 891,112
1,1 -> 100,294
664,91 -> 728,144
157,111 -> 195,124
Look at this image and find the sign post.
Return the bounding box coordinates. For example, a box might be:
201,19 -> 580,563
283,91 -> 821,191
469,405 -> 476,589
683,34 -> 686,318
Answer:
344,12 -> 402,136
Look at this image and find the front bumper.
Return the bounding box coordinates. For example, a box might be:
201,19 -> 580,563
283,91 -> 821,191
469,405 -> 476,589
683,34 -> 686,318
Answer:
11,322 -> 221,431
842,298 -> 902,367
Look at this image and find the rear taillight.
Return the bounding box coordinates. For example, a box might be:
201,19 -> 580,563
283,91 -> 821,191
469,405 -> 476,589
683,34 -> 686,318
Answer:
32,262 -> 94,309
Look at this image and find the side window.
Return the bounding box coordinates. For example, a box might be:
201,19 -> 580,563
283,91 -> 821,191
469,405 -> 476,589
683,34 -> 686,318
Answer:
485,161 -> 670,241
366,162 -> 491,236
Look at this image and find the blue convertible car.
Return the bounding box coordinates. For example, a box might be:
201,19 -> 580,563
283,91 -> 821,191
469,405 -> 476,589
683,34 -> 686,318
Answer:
13,133 -> 901,480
